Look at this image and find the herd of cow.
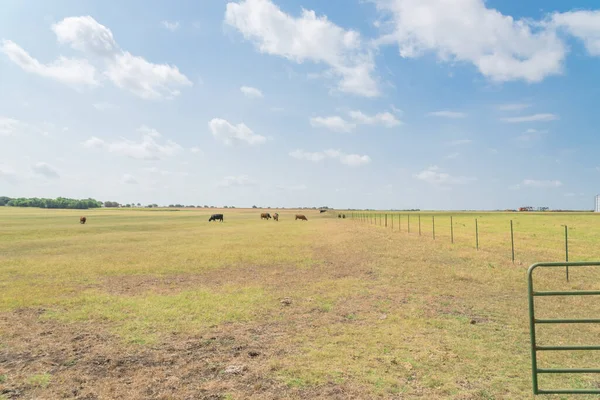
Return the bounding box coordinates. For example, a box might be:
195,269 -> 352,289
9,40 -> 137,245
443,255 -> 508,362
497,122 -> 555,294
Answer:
79,212 -> 347,224
208,212 -> 308,222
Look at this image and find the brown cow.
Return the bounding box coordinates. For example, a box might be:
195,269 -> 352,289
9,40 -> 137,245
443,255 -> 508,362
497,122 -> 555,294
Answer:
80,216 -> 87,224
273,213 -> 279,221
261,213 -> 271,220
295,214 -> 308,221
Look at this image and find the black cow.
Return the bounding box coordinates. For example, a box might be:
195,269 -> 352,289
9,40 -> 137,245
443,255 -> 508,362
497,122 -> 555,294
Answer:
319,209 -> 327,213
209,214 -> 224,222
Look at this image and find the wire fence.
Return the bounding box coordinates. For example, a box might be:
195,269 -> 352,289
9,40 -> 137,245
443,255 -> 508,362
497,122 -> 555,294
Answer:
348,212 -> 592,272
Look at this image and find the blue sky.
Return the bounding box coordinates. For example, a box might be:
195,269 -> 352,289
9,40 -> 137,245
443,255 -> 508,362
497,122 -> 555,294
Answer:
1,0 -> 600,210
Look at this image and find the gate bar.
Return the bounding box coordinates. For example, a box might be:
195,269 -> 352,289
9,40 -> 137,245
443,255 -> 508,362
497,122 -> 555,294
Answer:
528,261 -> 600,395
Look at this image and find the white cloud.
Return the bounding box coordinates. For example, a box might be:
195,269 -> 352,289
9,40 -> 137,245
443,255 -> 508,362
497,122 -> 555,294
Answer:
82,136 -> 105,148
501,113 -> 559,123
496,103 -> 532,111
190,147 -> 203,154
32,162 -> 60,179
209,118 -> 266,145
83,128 -> 182,160
289,149 -> 327,162
52,16 -> 117,56
289,148 -> 371,167
310,116 -> 356,133
552,11 -> 600,56
225,0 -> 379,97
427,111 -> 467,119
373,0 -> 566,83
448,139 -> 472,146
523,179 -> 563,188
105,51 -> 192,100
0,39 -> 98,87
310,110 -> 402,132
414,165 -> 475,185
161,20 -> 180,31
218,175 -> 256,187
121,174 -> 139,184
2,16 -> 192,99
137,125 -> 161,138
240,86 -> 264,98
0,116 -> 21,136
348,110 -> 401,127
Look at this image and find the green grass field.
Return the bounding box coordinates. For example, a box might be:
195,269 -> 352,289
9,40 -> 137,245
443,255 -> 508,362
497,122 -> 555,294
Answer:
1,207 -> 600,399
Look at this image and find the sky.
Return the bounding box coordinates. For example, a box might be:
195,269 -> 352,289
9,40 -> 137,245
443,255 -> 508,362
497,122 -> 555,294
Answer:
1,0 -> 600,210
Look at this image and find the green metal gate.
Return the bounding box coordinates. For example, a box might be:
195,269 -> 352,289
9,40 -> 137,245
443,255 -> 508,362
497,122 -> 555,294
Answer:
528,261 -> 600,395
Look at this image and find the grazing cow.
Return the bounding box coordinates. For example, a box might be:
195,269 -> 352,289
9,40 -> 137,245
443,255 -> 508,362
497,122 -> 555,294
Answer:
80,216 -> 87,224
319,209 -> 327,213
209,214 -> 224,222
338,214 -> 342,218
295,214 -> 308,221
261,213 -> 271,220
273,213 -> 279,221
342,214 -> 346,219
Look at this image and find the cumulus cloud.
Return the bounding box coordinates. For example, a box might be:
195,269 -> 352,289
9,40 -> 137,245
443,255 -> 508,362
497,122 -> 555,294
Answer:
0,116 -> 21,136
83,126 -> 182,160
552,10 -> 600,56
32,162 -> 60,179
310,109 -> 401,132
121,174 -> 139,184
414,165 -> 475,185
501,113 -> 559,123
348,110 -> 401,127
373,0 -> 566,83
2,16 -> 192,99
218,175 -> 256,187
289,149 -> 371,167
427,111 -> 467,119
161,20 -> 180,31
209,118 -> 266,145
0,39 -> 98,87
310,116 -> 356,133
225,0 -> 379,97
240,86 -> 264,98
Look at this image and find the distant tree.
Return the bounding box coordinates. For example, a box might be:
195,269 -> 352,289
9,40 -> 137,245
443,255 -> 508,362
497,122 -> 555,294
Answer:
203,205 -> 209,208
224,206 -> 229,208
5,197 -> 102,209
252,205 -> 258,208
0,196 -> 12,206
104,201 -> 120,208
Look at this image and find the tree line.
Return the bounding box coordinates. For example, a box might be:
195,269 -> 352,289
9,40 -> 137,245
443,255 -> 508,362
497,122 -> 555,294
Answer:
0,197 -> 102,209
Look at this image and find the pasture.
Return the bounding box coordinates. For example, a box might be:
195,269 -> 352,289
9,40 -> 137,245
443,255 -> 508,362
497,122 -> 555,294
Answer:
1,207 -> 600,399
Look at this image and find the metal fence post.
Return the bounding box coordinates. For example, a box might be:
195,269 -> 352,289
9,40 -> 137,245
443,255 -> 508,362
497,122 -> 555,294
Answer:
451,216 -> 454,244
565,225 -> 569,281
385,214 -> 388,228
475,218 -> 479,251
433,215 -> 436,240
419,215 -> 421,236
408,215 -> 410,234
511,220 -> 515,263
